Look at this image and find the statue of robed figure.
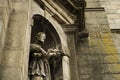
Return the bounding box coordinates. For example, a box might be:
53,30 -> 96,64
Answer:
28,32 -> 68,80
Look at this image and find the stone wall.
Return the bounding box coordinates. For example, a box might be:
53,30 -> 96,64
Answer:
99,0 -> 120,58
86,0 -> 101,8
99,0 -> 120,29
112,32 -> 120,57
76,0 -> 120,80
86,0 -> 120,29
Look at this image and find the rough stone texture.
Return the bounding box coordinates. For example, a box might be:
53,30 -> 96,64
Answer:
99,0 -> 120,29
67,33 -> 79,80
62,56 -> 70,80
0,67 -> 22,80
76,9 -> 120,80
0,0 -> 12,65
112,32 -> 120,56
82,1 -> 120,80
86,0 -> 101,7
0,0 -> 31,80
86,0 -> 120,29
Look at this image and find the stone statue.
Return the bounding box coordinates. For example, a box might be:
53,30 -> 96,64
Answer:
28,32 -> 67,80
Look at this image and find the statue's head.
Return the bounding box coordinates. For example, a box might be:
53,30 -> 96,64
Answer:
36,32 -> 46,42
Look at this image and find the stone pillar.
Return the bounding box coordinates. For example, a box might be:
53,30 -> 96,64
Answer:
0,0 -> 12,66
63,25 -> 79,80
0,0 -> 32,80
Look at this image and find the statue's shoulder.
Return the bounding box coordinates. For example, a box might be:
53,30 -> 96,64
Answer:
31,43 -> 40,47
30,43 -> 41,51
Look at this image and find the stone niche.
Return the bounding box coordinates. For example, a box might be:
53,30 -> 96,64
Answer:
30,14 -> 62,80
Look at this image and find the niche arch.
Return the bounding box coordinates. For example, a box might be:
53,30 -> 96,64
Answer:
29,14 -> 64,80
31,14 -> 61,50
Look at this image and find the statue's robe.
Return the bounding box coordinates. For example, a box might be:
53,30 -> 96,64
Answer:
29,43 -> 51,80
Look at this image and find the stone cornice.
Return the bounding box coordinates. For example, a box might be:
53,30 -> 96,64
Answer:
63,24 -> 79,33
35,0 -> 88,35
35,0 -> 75,24
85,7 -> 105,12
54,0 -> 86,32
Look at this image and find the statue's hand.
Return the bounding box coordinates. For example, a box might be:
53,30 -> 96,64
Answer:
48,52 -> 56,56
33,53 -> 42,57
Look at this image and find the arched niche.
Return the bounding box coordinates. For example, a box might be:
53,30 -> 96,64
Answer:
29,14 -> 63,80
31,14 -> 61,50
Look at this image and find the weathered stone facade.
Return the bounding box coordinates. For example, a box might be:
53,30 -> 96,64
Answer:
0,0 -> 120,80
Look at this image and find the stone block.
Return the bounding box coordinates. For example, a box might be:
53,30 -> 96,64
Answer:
85,12 -> 95,18
110,23 -> 120,29
99,24 -> 110,32
113,74 -> 120,80
79,75 -> 94,80
100,32 -> 111,38
89,32 -> 98,39
98,18 -> 108,24
90,47 -> 105,54
117,10 -> 120,13
103,54 -> 119,63
112,33 -> 120,47
104,45 -> 118,54
102,38 -> 114,46
86,18 -> 98,24
0,67 -> 22,80
108,14 -> 120,19
78,55 -> 89,66
78,65 -> 93,74
110,1 -> 120,5
103,74 -> 119,80
108,19 -> 115,24
95,12 -> 107,19
77,47 -> 90,54
86,0 -> 99,3
86,2 -> 100,8
1,50 -> 23,68
114,19 -> 120,23
107,9 -> 117,14
104,64 -> 120,73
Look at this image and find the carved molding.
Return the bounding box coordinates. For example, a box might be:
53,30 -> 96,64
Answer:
55,0 -> 86,31
85,7 -> 105,12
63,24 -> 79,33
35,0 -> 75,24
34,0 -> 88,38
77,30 -> 89,39
63,24 -> 89,39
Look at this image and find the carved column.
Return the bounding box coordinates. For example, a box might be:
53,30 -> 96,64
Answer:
0,0 -> 32,80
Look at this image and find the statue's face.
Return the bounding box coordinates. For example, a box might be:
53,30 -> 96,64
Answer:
37,33 -> 46,42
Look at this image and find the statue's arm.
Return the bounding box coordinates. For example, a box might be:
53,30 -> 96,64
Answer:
30,44 -> 46,57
